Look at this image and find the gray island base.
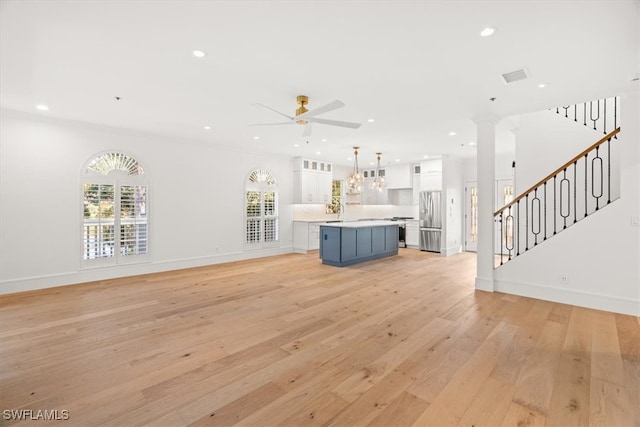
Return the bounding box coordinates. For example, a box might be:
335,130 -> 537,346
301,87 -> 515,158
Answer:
319,221 -> 399,267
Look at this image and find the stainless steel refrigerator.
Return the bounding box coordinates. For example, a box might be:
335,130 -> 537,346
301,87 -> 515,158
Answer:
419,191 -> 442,252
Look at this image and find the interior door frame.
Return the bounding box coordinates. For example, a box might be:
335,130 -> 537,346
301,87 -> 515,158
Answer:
465,178 -> 515,253
464,181 -> 478,252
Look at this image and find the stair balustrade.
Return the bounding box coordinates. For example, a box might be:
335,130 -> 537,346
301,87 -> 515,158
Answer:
553,96 -> 619,138
494,127 -> 620,267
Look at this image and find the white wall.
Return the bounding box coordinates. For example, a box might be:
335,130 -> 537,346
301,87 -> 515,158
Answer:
0,111 -> 294,294
463,150 -> 515,184
442,157 -> 463,255
494,90 -> 640,316
513,108 -> 618,195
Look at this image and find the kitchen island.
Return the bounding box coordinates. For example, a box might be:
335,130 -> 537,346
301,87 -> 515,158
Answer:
319,221 -> 399,267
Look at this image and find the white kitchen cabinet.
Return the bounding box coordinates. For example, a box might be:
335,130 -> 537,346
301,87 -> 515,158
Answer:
412,165 -> 421,205
293,157 -> 332,204
405,219 -> 419,248
293,221 -> 322,253
420,159 -> 442,191
385,164 -> 412,189
316,171 -> 332,203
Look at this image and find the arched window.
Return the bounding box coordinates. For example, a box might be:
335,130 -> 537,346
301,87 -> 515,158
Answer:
81,152 -> 149,266
245,169 -> 278,247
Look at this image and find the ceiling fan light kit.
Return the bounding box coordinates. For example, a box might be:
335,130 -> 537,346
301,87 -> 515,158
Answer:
250,95 -> 361,137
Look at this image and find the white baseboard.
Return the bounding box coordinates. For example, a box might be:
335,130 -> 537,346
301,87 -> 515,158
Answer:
475,277 -> 495,292
0,246 -> 294,295
441,245 -> 462,257
494,278 -> 640,317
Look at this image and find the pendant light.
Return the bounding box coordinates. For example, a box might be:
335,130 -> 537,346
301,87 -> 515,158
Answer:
347,146 -> 363,193
372,152 -> 386,192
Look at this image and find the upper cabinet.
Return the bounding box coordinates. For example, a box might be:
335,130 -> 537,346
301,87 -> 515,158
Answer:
384,164 -> 413,189
293,157 -> 332,204
420,159 -> 442,191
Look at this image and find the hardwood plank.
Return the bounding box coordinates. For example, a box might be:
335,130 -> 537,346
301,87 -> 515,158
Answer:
615,313 -> 640,362
589,378 -> 633,427
591,310 -> 625,385
188,382 -> 286,426
324,317 -> 456,426
0,250 -> 638,426
511,320 -> 566,417
501,401 -> 547,427
546,305 -> 592,426
457,377 -> 515,426
366,391 -> 430,427
275,391 -> 349,427
411,321 -> 519,426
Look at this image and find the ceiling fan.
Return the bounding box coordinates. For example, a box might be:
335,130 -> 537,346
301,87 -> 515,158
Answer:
251,95 -> 361,137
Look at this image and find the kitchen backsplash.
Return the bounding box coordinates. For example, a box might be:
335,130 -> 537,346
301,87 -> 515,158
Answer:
293,204 -> 418,221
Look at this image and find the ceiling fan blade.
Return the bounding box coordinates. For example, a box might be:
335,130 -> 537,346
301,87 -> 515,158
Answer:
254,103 -> 294,120
302,124 -> 312,137
296,100 -> 345,119
248,122 -> 295,127
305,117 -> 361,129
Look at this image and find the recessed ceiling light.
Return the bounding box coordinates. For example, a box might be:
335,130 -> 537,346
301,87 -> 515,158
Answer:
203,125 -> 211,130
367,118 -> 375,123
469,142 -> 477,147
36,104 -> 49,111
395,159 -> 400,162
370,162 -> 374,165
347,157 -> 352,161
253,136 -> 260,140
424,155 -> 429,159
480,27 -> 495,37
316,151 -> 321,155
538,83 -> 547,88
321,138 -> 327,142
293,144 -> 300,147
448,131 -> 456,136
192,50 -> 206,58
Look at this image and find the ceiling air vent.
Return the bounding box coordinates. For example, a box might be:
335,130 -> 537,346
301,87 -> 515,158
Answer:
501,68 -> 528,84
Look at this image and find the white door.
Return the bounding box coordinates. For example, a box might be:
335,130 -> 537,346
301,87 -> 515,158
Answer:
464,181 -> 478,252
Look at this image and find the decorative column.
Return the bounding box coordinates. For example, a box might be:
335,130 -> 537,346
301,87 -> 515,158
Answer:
473,115 -> 499,292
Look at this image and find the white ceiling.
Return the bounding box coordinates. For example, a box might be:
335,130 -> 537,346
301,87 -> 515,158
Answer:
1,0 -> 638,167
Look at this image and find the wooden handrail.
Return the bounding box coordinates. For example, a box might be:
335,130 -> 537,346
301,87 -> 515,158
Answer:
494,127 -> 620,216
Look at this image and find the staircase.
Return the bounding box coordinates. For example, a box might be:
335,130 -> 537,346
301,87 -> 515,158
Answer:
553,96 -> 619,137
494,97 -> 622,267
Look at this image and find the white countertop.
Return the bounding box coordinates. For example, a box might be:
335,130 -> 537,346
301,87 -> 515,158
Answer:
293,219 -> 341,223
319,220 -> 400,228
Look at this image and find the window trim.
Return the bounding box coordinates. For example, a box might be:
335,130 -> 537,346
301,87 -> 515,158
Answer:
244,169 -> 279,249
80,152 -> 150,268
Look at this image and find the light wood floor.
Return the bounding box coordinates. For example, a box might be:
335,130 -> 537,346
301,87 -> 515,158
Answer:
1,250 -> 638,426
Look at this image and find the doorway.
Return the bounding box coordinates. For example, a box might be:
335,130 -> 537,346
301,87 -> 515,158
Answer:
464,181 -> 478,252
464,179 -> 514,253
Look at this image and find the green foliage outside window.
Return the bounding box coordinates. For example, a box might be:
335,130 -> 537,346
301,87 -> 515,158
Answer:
326,180 -> 342,214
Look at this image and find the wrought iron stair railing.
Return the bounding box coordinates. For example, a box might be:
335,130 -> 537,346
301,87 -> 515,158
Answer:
553,96 -> 619,138
494,127 -> 620,267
